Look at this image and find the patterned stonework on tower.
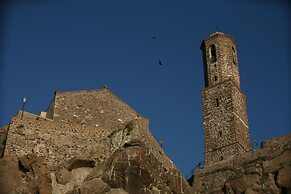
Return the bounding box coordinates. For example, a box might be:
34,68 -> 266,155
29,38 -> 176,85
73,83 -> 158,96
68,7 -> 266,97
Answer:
200,32 -> 251,166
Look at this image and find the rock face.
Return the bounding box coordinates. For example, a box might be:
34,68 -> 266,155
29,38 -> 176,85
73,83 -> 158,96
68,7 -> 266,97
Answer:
61,140 -> 191,194
0,154 -> 52,194
2,135 -> 290,194
0,140 -> 191,194
190,134 -> 291,194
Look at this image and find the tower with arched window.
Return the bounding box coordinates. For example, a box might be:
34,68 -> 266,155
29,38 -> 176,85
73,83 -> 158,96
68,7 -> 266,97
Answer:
200,32 -> 251,166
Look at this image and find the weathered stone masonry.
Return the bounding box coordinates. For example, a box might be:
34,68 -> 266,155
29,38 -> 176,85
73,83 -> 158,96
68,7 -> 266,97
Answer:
201,32 -> 251,166
4,87 -> 181,185
46,88 -> 146,131
5,112 -> 111,168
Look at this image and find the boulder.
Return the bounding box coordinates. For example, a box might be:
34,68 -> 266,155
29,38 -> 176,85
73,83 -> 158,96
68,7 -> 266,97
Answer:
276,166 -> 291,189
262,173 -> 280,194
31,156 -> 52,194
99,141 -> 191,194
0,155 -> 25,194
56,167 -> 71,185
262,150 -> 291,173
106,188 -> 129,194
19,153 -> 38,171
227,174 -> 261,193
79,178 -> 111,194
85,161 -> 106,181
245,163 -> 262,176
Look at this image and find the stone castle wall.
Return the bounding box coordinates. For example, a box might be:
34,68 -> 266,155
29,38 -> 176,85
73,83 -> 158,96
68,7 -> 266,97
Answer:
5,112 -> 111,168
192,134 -> 291,193
47,88 -> 148,132
4,110 -> 175,174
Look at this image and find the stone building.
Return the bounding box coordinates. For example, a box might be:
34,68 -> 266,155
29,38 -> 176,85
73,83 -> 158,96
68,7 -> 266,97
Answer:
200,32 -> 251,166
44,87 -> 148,131
1,86 -> 192,194
188,32 -> 291,193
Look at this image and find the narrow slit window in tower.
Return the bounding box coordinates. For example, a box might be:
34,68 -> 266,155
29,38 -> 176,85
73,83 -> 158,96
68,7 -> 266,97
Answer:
218,131 -> 222,137
232,47 -> 237,65
214,76 -> 218,81
215,98 -> 219,107
209,45 -> 217,63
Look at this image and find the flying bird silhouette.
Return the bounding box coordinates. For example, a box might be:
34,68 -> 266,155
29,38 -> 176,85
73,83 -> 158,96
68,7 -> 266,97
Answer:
159,60 -> 163,66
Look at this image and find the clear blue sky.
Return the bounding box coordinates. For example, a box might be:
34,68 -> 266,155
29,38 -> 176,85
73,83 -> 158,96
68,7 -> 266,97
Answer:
1,0 -> 290,177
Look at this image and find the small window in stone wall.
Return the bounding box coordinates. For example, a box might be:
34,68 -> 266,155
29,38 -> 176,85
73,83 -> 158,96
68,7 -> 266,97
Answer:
209,45 -> 217,63
218,131 -> 222,137
214,76 -> 218,81
220,156 -> 223,161
215,98 -> 219,107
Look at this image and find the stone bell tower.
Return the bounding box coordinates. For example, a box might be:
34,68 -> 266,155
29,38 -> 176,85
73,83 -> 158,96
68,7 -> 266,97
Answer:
200,32 -> 251,166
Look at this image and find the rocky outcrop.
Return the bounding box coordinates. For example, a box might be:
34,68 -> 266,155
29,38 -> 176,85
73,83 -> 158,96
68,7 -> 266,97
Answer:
0,139 -> 191,194
191,134 -> 291,194
0,154 -> 52,194
52,139 -> 191,194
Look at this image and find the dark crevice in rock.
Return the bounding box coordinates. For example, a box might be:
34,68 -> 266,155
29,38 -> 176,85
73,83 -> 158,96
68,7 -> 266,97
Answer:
186,175 -> 194,186
221,184 -> 227,194
19,160 -> 29,173
123,143 -> 139,148
67,158 -> 96,171
273,170 -> 280,188
123,140 -> 141,148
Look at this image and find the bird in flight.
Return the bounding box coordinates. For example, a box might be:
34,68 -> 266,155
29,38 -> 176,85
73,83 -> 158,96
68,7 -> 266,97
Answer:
159,60 -> 163,66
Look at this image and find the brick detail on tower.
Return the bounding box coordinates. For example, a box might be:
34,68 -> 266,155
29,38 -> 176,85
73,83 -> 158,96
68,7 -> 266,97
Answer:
200,32 -> 251,166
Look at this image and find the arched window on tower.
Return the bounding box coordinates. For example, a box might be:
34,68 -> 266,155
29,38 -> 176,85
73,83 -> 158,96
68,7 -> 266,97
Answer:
209,45 -> 217,63
232,47 -> 237,65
